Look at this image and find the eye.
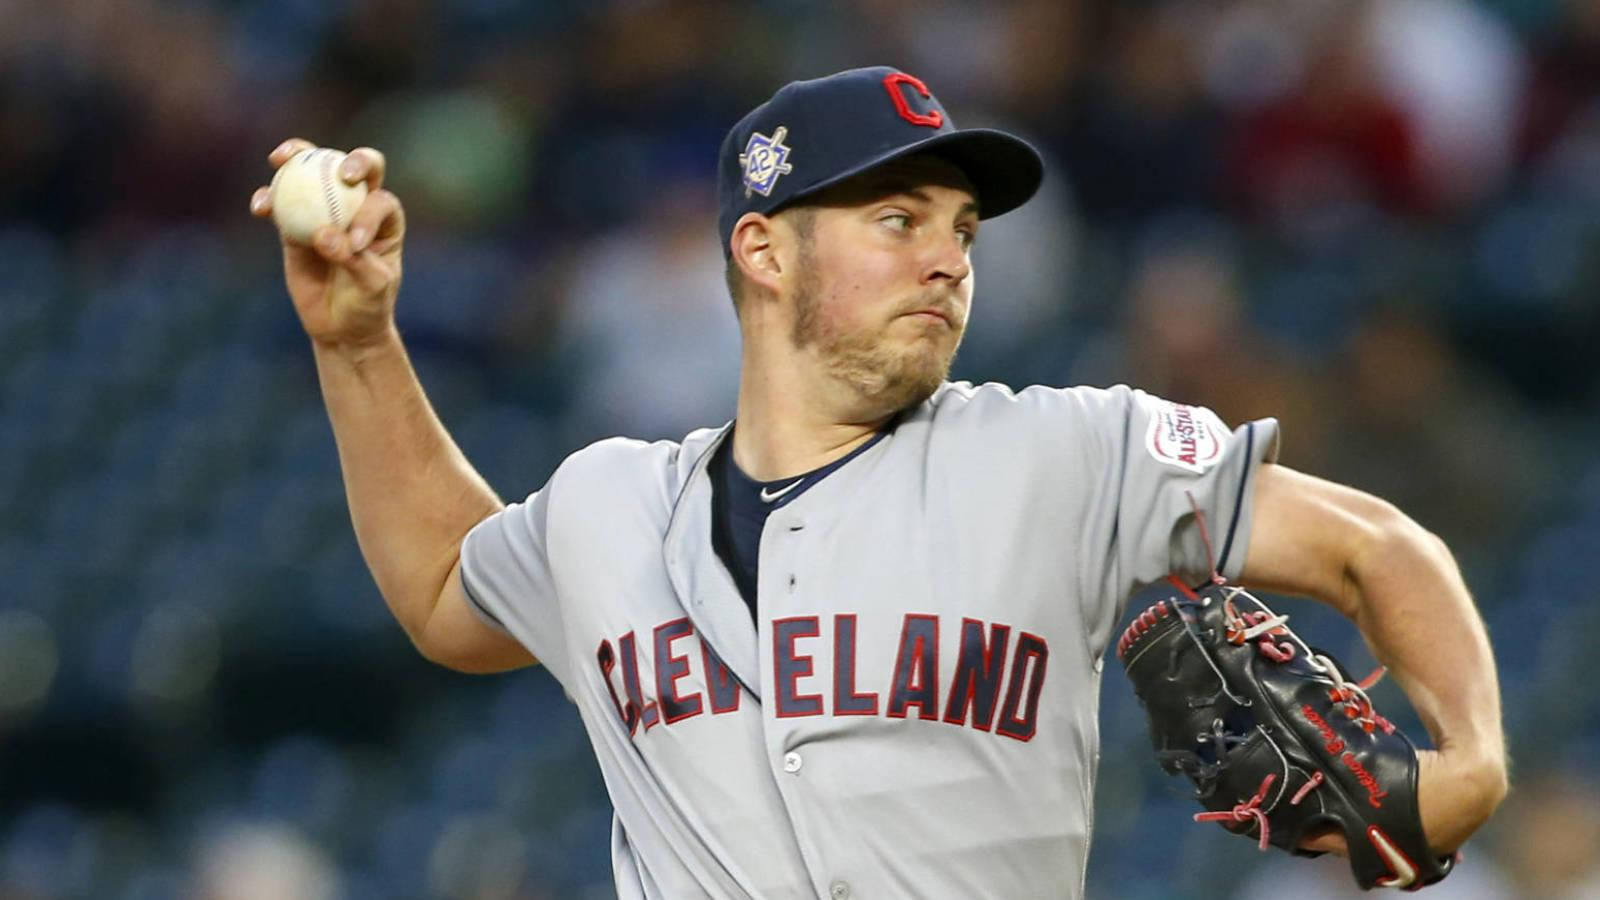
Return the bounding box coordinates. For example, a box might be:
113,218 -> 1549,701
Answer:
880,213 -> 912,233
957,227 -> 976,250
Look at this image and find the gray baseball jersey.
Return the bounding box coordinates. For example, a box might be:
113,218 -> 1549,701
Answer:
460,381 -> 1280,899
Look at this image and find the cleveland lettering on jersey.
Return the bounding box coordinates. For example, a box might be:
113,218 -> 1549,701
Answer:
774,617 -> 825,718
832,614 -> 879,715
943,618 -> 1011,731
654,618 -> 703,724
596,613 -> 1049,741
887,614 -> 940,720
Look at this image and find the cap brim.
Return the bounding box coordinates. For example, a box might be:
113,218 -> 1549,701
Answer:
786,128 -> 1045,220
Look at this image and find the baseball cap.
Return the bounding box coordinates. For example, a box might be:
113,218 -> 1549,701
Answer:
716,66 -> 1045,255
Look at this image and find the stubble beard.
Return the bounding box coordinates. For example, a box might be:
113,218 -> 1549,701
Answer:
789,259 -> 962,416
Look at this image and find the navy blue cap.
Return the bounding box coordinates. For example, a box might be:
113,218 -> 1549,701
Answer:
717,66 -> 1044,255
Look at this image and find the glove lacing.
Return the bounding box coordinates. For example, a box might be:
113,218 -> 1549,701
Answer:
1220,588 -> 1395,735
1194,773 -> 1278,849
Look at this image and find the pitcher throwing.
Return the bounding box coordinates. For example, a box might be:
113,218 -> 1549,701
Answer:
250,67 -> 1506,898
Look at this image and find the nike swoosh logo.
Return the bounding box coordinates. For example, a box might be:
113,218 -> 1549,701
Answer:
759,479 -> 804,503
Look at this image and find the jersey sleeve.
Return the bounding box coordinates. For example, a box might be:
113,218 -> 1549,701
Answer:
459,482 -> 571,684
1074,385 -> 1280,642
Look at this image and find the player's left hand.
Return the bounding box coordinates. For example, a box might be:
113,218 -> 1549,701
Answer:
1299,747 -> 1508,857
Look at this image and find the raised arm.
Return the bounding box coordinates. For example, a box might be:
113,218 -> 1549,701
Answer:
249,138 -> 534,673
1241,462 -> 1507,854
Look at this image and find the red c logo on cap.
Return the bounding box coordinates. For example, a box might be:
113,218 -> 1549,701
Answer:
883,72 -> 944,128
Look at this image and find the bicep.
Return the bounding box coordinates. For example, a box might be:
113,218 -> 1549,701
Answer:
1241,463 -> 1398,616
417,559 -> 539,673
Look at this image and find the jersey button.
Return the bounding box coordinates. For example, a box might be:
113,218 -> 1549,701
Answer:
782,751 -> 802,773
829,880 -> 850,899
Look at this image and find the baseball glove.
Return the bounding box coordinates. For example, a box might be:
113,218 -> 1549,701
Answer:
1117,577 -> 1455,890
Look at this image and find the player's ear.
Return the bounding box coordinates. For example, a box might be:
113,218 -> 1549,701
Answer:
730,212 -> 783,297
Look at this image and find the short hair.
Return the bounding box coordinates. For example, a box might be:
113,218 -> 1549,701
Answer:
724,256 -> 746,313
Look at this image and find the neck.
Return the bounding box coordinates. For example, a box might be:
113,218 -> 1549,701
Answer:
730,353 -> 891,481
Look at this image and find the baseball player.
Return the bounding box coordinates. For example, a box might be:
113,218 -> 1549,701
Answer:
250,67 -> 1506,898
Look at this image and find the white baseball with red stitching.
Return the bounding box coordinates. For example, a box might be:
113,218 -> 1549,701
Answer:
269,147 -> 369,246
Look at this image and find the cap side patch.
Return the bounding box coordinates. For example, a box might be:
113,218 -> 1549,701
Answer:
740,126 -> 794,198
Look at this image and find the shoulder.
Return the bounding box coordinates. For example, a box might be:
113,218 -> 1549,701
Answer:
916,380 -> 1143,433
549,425 -> 725,503
882,382 -> 1144,479
558,434 -> 679,476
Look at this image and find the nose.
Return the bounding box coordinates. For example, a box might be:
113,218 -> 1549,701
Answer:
923,231 -> 971,287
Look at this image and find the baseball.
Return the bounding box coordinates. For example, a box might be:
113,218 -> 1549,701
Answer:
269,147 -> 368,246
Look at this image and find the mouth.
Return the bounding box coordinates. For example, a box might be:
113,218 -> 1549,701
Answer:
902,309 -> 953,327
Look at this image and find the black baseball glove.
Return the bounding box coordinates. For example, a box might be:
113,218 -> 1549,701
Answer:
1117,577 -> 1455,890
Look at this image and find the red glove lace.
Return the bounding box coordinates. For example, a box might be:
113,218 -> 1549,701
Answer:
1221,596 -> 1396,735
1194,773 -> 1278,850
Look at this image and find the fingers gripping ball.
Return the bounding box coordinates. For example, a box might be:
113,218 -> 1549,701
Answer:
1118,578 -> 1456,890
269,148 -> 368,246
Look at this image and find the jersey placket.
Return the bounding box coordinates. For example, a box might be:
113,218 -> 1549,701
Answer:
755,502 -> 856,900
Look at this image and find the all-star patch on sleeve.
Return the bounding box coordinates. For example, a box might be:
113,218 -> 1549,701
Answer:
1054,385 -> 1280,658
1116,391 -> 1279,588
1142,398 -> 1232,474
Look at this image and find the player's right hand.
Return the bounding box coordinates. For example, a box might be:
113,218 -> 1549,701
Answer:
249,138 -> 405,350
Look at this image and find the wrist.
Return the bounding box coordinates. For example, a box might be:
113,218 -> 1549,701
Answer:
311,324 -> 404,368
1436,744 -> 1510,813
1437,726 -> 1507,766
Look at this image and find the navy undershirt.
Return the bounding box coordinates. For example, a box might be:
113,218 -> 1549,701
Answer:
709,426 -> 892,622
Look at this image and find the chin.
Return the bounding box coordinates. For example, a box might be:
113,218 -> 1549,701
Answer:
834,342 -> 954,416
876,369 -> 944,413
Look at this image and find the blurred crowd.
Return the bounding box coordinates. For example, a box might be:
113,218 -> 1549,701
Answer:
1,0 -> 1597,897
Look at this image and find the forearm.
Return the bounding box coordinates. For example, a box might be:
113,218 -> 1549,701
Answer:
1345,508 -> 1506,766
1244,465 -> 1508,854
313,327 -> 503,639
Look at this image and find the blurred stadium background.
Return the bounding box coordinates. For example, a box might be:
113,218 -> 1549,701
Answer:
1,0 -> 1597,897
